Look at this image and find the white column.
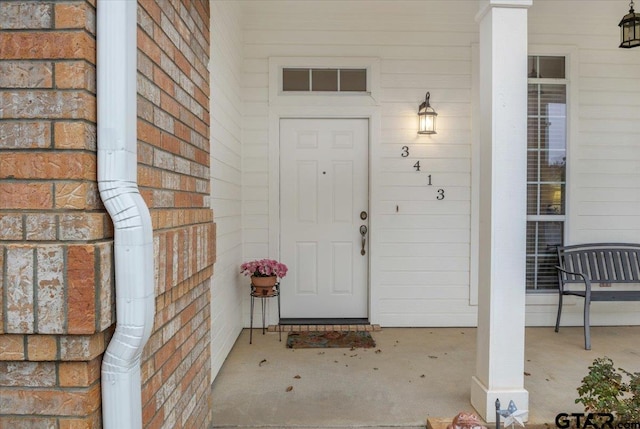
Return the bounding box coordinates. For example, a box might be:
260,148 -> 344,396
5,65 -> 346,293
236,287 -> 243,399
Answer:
471,0 -> 531,422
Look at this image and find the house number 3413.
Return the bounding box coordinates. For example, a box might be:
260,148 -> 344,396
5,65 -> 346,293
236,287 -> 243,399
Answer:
401,145 -> 445,200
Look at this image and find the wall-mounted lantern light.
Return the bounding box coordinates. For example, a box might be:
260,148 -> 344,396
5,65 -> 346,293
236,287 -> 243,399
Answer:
417,92 -> 437,134
619,0 -> 640,48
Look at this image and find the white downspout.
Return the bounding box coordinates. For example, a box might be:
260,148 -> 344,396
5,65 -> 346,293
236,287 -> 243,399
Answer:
97,1 -> 155,428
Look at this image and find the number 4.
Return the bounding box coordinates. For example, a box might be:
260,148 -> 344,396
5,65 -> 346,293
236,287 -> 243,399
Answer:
413,161 -> 420,171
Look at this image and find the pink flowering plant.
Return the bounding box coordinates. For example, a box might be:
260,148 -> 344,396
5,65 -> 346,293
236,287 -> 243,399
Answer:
240,259 -> 288,279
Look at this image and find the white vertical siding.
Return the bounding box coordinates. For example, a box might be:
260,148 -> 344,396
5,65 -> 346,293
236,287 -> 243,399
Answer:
210,0 -> 244,379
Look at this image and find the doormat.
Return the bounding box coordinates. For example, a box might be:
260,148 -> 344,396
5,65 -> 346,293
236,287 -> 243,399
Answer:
286,331 -> 376,349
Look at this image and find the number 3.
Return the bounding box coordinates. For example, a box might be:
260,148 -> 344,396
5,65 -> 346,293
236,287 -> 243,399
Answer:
437,189 -> 445,200
401,146 -> 409,157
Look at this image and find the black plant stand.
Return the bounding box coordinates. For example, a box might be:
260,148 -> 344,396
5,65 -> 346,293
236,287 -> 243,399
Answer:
249,282 -> 281,344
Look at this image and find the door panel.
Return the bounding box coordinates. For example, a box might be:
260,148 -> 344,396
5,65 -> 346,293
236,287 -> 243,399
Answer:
280,118 -> 369,319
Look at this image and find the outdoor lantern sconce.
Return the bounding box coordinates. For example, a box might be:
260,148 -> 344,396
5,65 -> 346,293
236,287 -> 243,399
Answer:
619,0 -> 640,48
417,92 -> 437,135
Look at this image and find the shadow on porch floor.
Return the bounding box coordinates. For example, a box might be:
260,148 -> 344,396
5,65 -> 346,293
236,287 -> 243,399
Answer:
210,326 -> 640,428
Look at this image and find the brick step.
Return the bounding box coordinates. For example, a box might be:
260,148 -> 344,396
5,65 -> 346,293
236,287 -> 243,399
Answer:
267,324 -> 382,332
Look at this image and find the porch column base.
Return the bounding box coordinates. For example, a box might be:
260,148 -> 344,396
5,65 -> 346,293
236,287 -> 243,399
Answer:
470,376 -> 529,423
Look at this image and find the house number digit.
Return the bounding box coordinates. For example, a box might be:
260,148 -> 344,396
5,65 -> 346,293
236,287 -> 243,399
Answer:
401,146 -> 409,157
437,189 -> 445,200
413,161 -> 421,171
427,174 -> 432,186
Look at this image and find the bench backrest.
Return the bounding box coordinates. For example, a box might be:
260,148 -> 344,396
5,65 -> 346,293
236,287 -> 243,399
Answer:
557,243 -> 640,284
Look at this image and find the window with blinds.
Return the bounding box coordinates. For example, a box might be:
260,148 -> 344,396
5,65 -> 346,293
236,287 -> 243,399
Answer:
526,56 -> 567,291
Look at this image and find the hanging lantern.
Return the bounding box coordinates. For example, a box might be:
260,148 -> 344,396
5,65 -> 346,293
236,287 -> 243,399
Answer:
619,0 -> 640,48
417,92 -> 437,135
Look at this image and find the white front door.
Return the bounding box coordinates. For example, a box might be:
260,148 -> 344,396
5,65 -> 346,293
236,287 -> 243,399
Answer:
280,118 -> 369,319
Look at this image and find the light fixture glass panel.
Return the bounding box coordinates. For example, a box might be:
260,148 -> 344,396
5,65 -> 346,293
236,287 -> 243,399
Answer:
340,69 -> 367,92
312,69 -> 338,91
283,68 -> 310,91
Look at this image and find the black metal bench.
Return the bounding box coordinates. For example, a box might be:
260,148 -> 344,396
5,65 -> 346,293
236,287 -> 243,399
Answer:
555,243 -> 640,350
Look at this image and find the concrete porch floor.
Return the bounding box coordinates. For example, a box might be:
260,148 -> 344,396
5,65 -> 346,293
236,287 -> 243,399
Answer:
210,326 -> 640,428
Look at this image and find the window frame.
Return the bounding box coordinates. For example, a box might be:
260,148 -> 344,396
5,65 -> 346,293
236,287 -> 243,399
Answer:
269,57 -> 380,107
525,47 -> 578,296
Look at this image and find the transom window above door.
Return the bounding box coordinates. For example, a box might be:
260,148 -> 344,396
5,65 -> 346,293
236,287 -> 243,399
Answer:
282,68 -> 368,92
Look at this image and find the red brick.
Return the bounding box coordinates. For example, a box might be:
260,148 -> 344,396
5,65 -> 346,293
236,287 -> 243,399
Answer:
0,32 -> 96,62
160,92 -> 181,122
0,383 -> 101,416
59,411 -> 102,429
160,131 -> 180,154
139,166 -> 162,188
26,335 -> 57,361
0,3 -> 53,29
138,27 -> 162,64
0,213 -> 23,240
66,245 -> 96,334
0,152 -> 96,180
55,61 -> 96,92
139,0 -> 163,25
59,358 -> 101,387
0,61 -> 53,88
174,122 -> 190,142
145,404 -> 164,429
54,122 -> 96,150
0,417 -> 57,429
36,245 -> 65,333
174,49 -> 191,77
0,335 -> 25,360
0,361 -> 56,387
55,3 -> 91,30
55,182 -> 100,210
5,246 -> 35,333
0,120 -> 51,149
59,333 -> 106,361
153,336 -> 176,371
0,182 -> 53,209
138,120 -> 161,146
0,91 -> 96,121
59,213 -> 105,241
152,67 -> 175,97
25,214 -> 57,241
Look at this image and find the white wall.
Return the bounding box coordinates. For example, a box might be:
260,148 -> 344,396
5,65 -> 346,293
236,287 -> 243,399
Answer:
209,1 -> 640,333
210,0 -> 244,378
526,1 -> 640,326
241,0 -> 480,327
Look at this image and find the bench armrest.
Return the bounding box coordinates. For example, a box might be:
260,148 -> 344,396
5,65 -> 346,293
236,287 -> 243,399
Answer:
555,265 -> 592,296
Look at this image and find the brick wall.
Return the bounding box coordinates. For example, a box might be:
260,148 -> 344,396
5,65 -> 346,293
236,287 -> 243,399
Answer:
0,0 -> 214,428
137,0 -> 213,427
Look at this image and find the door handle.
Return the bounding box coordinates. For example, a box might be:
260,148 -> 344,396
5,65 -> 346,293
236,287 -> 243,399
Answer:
359,225 -> 368,256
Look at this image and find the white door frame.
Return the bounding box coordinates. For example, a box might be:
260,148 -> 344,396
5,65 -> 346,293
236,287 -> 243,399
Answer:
268,106 -> 381,323
267,56 -> 382,324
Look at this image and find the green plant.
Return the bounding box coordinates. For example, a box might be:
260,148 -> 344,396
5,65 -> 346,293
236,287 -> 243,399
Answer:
576,357 -> 640,422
